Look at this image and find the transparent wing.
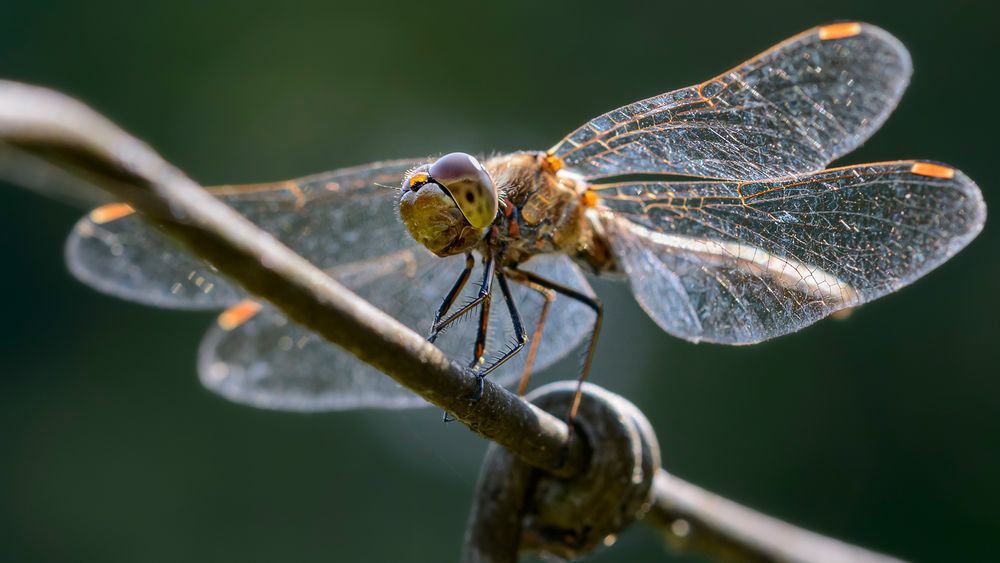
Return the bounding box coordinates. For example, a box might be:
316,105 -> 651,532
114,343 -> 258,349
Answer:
65,159 -> 426,309
198,250 -> 596,411
550,22 -> 911,180
598,161 -> 985,344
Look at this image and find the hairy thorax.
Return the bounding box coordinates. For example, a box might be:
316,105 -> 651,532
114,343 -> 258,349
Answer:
483,152 -> 616,273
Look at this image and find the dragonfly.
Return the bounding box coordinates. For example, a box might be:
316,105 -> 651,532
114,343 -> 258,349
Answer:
64,22 -> 985,416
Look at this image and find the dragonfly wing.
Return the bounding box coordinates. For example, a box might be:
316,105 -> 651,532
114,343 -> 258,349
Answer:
199,251 -> 595,411
66,202 -> 246,308
65,159 -> 426,309
599,161 -> 985,344
551,22 -> 911,180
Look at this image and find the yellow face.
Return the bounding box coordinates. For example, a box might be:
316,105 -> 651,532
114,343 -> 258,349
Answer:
399,153 -> 498,256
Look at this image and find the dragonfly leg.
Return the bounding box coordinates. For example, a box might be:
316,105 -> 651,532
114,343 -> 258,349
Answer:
448,269 -> 529,418
471,271 -> 528,390
429,254 -> 495,342
469,272 -> 493,371
507,274 -> 556,396
449,270 -> 529,421
441,254 -> 496,422
439,261 -> 532,420
509,268 -> 603,423
427,253 -> 474,344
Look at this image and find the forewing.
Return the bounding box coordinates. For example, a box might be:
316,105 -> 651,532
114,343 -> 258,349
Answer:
599,161 -> 985,344
551,23 -> 911,180
65,159 -> 426,309
199,251 -> 595,411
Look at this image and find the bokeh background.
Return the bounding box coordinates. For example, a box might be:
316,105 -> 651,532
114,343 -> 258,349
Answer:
1,0 -> 997,561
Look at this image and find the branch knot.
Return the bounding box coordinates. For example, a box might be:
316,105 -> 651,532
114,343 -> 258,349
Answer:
463,382 -> 660,562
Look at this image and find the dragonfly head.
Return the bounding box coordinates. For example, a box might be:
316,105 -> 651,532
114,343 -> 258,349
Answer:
399,152 -> 498,256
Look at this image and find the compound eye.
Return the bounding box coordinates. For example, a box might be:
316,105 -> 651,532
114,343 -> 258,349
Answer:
428,152 -> 498,229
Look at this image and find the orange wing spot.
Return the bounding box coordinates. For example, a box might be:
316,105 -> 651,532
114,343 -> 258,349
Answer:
910,162 -> 955,179
818,22 -> 862,40
325,181 -> 341,192
831,307 -> 855,321
89,203 -> 135,224
542,154 -> 564,173
582,190 -> 599,208
217,300 -> 262,331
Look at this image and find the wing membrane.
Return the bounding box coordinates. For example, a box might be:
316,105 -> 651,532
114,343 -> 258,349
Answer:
65,159 -> 425,308
598,161 -> 985,344
199,251 -> 595,411
551,23 -> 911,180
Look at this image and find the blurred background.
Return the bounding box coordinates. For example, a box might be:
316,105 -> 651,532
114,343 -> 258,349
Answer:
1,0 -> 997,561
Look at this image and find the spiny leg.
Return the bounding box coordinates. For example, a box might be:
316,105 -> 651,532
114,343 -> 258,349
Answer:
510,268 -> 603,423
427,253 -> 474,344
470,277 -> 493,369
455,271 -> 529,410
441,254 -> 495,422
475,272 -> 528,384
507,273 -> 556,396
429,254 -> 495,342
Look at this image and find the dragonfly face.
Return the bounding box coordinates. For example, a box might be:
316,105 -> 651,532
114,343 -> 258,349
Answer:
399,152 -> 497,257
62,22 -> 985,413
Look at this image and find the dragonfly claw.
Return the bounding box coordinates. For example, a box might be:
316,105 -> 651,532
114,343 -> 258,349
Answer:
461,365 -> 487,404
472,370 -> 486,403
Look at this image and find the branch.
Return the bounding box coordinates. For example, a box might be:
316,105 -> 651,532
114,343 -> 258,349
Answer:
0,79 -> 903,563
649,471 -> 903,563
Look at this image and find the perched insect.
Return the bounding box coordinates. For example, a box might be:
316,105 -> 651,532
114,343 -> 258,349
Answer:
67,22 -> 985,415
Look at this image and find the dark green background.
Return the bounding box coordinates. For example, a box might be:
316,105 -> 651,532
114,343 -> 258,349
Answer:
2,0 -> 997,561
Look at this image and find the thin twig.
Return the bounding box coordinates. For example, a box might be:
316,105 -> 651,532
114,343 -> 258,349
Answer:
0,79 -> 903,562
648,471 -> 903,563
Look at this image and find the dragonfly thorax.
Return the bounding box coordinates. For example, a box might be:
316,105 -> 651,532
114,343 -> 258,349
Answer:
484,152 -> 616,273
